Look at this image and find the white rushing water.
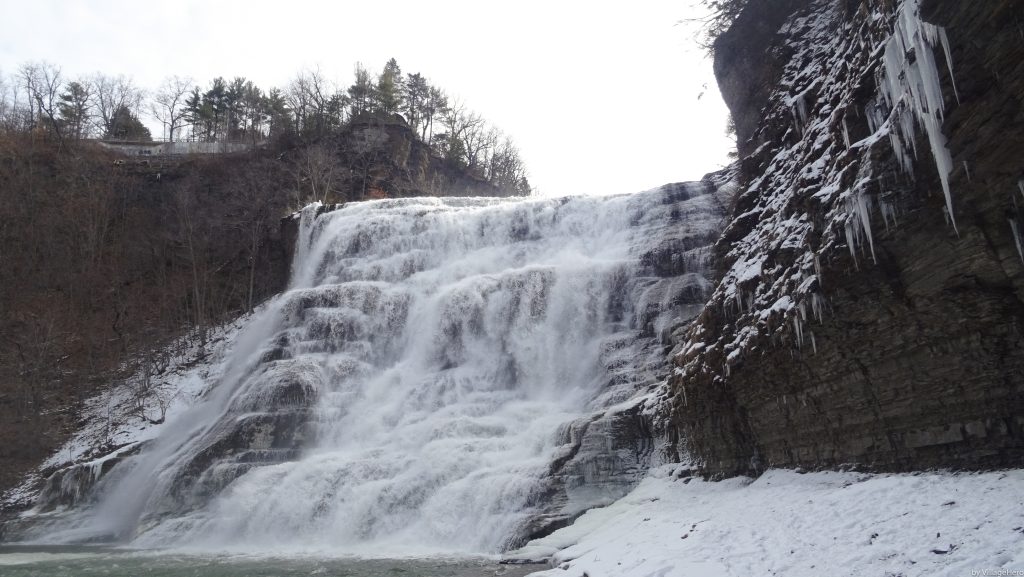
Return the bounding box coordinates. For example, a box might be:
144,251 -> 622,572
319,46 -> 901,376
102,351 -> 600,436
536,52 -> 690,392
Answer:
28,183 -> 724,555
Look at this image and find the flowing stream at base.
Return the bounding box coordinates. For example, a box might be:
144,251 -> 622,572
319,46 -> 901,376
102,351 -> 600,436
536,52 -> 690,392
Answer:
0,545 -> 537,577
26,183 -> 723,555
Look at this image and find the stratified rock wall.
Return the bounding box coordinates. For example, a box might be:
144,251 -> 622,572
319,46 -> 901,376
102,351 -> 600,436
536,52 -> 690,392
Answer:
338,114 -> 508,199
669,0 -> 1024,477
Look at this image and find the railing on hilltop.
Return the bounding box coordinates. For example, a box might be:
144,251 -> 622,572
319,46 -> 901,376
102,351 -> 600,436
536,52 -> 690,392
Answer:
92,138 -> 264,156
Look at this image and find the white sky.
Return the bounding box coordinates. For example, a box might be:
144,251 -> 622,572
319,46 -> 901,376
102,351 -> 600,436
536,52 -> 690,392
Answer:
0,0 -> 734,197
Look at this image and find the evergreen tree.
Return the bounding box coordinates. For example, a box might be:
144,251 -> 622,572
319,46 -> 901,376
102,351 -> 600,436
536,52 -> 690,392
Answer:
58,80 -> 93,140
225,77 -> 248,140
204,77 -> 228,140
347,64 -> 372,118
374,58 -> 404,116
239,81 -> 266,143
264,87 -> 290,138
105,105 -> 151,140
421,86 -> 447,143
184,87 -> 206,141
404,72 -> 428,131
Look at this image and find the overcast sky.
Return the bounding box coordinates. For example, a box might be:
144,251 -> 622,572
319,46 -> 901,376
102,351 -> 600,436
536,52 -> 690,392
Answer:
0,0 -> 734,197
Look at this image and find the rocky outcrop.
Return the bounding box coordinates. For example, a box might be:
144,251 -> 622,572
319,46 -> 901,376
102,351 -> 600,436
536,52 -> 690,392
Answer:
335,113 -> 508,199
669,0 -> 1024,476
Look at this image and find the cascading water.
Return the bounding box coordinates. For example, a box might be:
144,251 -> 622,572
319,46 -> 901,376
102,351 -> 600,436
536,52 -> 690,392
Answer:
15,180 -> 726,555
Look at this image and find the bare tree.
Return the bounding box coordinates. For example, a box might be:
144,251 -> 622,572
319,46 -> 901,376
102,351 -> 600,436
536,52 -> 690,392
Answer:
93,73 -> 143,138
171,179 -> 209,332
293,143 -> 342,204
17,63 -> 39,130
488,136 -> 530,195
27,62 -> 65,142
287,72 -> 311,134
151,75 -> 193,142
289,68 -> 343,137
462,121 -> 499,173
0,71 -> 8,129
438,99 -> 485,167
19,63 -> 65,139
226,167 -> 273,312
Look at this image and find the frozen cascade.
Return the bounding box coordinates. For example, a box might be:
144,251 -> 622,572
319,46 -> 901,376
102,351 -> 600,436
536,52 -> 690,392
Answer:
23,182 -> 724,555
877,0 -> 959,232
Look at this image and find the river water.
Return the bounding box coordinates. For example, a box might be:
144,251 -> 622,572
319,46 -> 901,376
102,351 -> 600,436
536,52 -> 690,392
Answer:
0,546 -> 538,577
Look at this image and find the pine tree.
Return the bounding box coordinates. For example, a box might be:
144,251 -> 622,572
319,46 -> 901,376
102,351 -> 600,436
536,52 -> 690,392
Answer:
105,105 -> 151,141
58,80 -> 93,140
374,58 -> 404,116
263,88 -> 290,138
184,87 -> 205,141
421,86 -> 448,143
204,77 -> 228,140
347,63 -> 372,118
404,72 -> 428,131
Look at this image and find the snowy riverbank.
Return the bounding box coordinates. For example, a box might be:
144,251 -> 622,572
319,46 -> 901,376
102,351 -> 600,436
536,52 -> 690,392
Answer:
517,465 -> 1024,577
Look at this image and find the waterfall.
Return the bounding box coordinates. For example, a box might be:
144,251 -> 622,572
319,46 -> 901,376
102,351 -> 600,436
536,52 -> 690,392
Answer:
28,181 -> 725,555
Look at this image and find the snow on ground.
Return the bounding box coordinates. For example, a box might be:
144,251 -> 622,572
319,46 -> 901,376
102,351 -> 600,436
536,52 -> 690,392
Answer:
519,465 -> 1024,577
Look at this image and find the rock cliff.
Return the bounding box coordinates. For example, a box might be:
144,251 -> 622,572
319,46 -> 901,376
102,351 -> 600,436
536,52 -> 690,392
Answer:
668,0 -> 1024,476
331,113 -> 509,200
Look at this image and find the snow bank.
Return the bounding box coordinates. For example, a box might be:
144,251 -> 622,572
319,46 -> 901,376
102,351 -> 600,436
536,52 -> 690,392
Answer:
520,466 -> 1024,577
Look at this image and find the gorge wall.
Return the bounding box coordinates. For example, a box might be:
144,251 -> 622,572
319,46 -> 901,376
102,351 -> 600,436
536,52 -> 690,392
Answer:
668,0 -> 1024,476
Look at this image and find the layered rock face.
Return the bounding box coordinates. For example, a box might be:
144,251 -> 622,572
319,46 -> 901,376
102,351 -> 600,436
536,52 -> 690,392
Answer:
337,114 -> 510,199
669,0 -> 1024,476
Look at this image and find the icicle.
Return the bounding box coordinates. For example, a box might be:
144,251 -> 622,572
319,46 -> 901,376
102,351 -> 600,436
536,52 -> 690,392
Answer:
877,0 -> 959,235
962,161 -> 971,182
1010,219 -> 1024,265
842,118 -> 852,150
796,95 -> 808,127
899,111 -> 918,161
810,332 -> 818,354
937,29 -> 960,105
866,105 -> 879,133
789,94 -> 809,134
810,292 -> 825,322
793,316 -> 804,349
1018,179 -> 1024,202
857,192 -> 877,263
845,222 -> 859,265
